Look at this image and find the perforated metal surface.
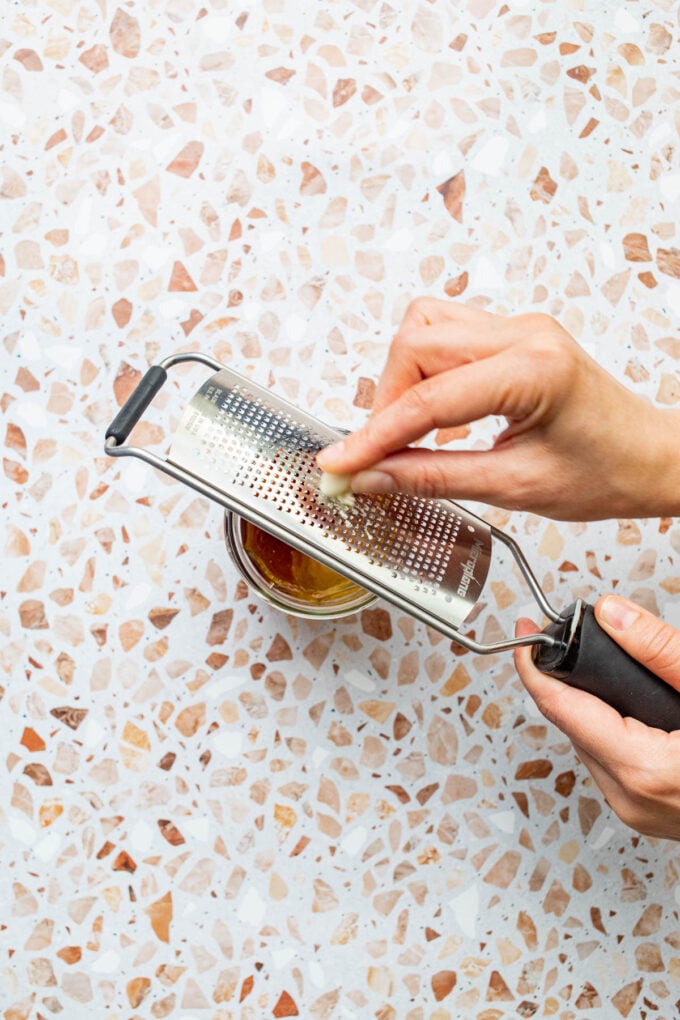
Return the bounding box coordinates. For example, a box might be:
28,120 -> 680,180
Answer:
168,368 -> 492,631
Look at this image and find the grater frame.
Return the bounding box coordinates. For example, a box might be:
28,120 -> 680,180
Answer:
105,351 -> 560,655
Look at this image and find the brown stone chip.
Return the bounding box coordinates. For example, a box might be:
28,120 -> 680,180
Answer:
530,166 -> 557,203
51,706 -> 88,730
612,978 -> 642,1016
149,607 -> 179,630
113,850 -> 137,872
19,599 -> 48,629
487,969 -> 514,1001
554,770 -> 576,797
437,171 -> 465,223
206,608 -> 233,645
360,607 -> 393,640
266,633 -> 293,662
431,970 -> 456,1002
657,247 -> 680,278
444,270 -> 468,296
622,232 -> 652,262
352,376 -> 375,409
514,758 -> 553,780
23,763 -> 52,786
158,819 -> 185,846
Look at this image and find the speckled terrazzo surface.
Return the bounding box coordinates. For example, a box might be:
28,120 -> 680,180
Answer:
3,0 -> 680,1017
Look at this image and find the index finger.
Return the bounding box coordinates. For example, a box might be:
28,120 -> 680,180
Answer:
399,296 -> 496,329
371,313 -> 520,417
317,347 -> 534,475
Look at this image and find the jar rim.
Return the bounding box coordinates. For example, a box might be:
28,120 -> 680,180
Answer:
223,511 -> 378,619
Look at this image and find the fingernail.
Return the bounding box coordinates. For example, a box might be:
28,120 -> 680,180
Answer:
317,441 -> 345,468
599,595 -> 640,631
351,469 -> 397,494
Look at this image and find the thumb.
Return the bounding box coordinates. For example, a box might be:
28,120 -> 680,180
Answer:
595,595 -> 680,690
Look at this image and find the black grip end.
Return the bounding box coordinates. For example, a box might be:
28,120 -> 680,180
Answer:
533,602 -> 680,733
105,365 -> 167,445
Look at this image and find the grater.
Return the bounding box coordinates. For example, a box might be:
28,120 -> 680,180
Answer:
105,351 -> 680,732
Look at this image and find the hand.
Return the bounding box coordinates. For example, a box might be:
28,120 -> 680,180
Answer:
317,298 -> 680,521
515,595 -> 680,841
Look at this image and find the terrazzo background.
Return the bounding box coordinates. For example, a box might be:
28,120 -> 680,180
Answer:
2,0 -> 680,1017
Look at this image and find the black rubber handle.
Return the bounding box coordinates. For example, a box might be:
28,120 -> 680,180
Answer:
533,602 -> 680,732
105,365 -> 167,444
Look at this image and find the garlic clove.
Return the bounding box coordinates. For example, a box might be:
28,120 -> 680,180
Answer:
319,471 -> 352,498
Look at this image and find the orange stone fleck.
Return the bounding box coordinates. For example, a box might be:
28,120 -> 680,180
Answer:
121,720 -> 151,750
273,991 -> 299,1017
146,891 -> 172,943
113,850 -> 137,872
300,161 -> 327,196
57,946 -> 82,964
14,48 -> 43,71
175,702 -> 206,737
431,970 -> 457,1002
113,362 -> 141,406
119,619 -> 144,651
39,801 -> 64,828
79,44 -> 109,74
166,141 -> 204,177
20,727 -> 46,752
530,165 -> 558,203
168,260 -> 198,291
112,298 -> 132,328
127,976 -> 151,1007
239,975 -> 254,1002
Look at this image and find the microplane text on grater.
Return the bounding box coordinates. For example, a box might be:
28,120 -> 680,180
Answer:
104,351 -> 680,732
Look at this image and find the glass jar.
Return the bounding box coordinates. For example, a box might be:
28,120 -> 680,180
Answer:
224,511 -> 377,619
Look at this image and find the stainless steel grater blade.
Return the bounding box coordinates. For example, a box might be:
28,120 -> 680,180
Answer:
104,351 -> 559,654
168,366 -> 492,632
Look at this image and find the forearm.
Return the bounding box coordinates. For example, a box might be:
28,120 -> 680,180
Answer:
628,405 -> 680,519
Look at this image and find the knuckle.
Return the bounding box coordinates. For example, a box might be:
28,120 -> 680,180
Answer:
517,312 -> 560,337
638,622 -> 680,678
405,297 -> 432,323
492,458 -> 540,511
409,458 -> 451,499
390,328 -> 414,358
515,313 -> 571,356
399,383 -> 437,431
513,325 -> 581,393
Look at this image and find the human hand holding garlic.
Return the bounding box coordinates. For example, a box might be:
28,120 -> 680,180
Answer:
316,298 -> 680,522
317,298 -> 680,839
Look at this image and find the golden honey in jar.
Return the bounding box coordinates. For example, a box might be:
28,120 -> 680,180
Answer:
224,512 -> 377,618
